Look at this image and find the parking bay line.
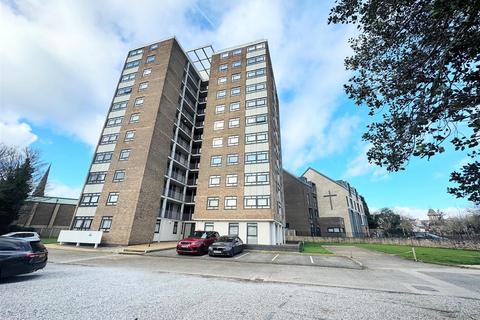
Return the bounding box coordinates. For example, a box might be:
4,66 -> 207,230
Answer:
310,256 -> 314,264
234,252 -> 250,260
271,254 -> 279,262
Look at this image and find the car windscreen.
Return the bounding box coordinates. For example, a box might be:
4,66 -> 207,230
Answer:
29,241 -> 46,252
191,231 -> 207,238
15,233 -> 34,238
217,236 -> 234,242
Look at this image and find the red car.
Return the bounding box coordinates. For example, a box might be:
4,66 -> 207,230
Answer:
176,231 -> 219,255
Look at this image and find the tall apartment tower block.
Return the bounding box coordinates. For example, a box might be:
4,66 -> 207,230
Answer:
70,37 -> 285,246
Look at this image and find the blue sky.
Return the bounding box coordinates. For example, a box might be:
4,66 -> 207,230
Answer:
0,0 -> 473,219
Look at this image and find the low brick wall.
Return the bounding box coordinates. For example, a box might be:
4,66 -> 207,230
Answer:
287,236 -> 480,250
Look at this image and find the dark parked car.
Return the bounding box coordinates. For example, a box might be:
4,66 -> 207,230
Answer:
209,236 -> 244,257
176,231 -> 219,255
0,237 -> 48,279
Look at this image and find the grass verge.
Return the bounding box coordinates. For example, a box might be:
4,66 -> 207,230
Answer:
41,238 -> 58,245
302,242 -> 332,254
318,242 -> 480,265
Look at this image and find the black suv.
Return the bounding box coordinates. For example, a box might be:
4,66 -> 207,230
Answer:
0,237 -> 48,279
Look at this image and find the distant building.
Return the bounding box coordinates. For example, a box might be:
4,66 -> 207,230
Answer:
15,196 -> 78,237
282,170 -> 320,236
302,167 -> 369,237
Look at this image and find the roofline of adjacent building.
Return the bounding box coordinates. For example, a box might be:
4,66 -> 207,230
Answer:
282,169 -> 312,188
302,167 -> 354,193
27,195 -> 79,205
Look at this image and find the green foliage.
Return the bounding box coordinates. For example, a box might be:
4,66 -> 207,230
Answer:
0,144 -> 38,234
328,0 -> 480,204
372,208 -> 413,237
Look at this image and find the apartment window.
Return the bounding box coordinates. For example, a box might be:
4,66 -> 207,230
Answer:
134,97 -> 144,106
213,120 -> 224,131
229,223 -> 239,236
143,68 -> 152,76
87,172 -> 106,184
217,76 -> 227,84
130,113 -> 140,123
207,197 -> 219,210
94,152 -> 113,164
119,149 -> 131,161
100,133 -> 118,145
327,227 -> 343,233
210,155 -> 222,167
244,196 -> 270,209
212,137 -> 223,148
146,55 -> 156,63
215,105 -> 225,114
231,87 -> 240,96
246,55 -> 266,65
99,217 -> 112,232
79,193 -> 100,207
173,221 -> 178,234
229,118 -> 240,128
219,64 -> 227,71
245,151 -> 268,164
224,197 -> 237,210
216,90 -> 226,99
246,98 -> 267,109
125,60 -> 140,69
246,132 -> 268,144
246,82 -> 266,93
121,73 -> 136,82
246,68 -> 266,79
226,174 -> 238,187
227,135 -> 239,146
113,170 -> 125,182
231,73 -> 241,82
138,82 -> 148,91
150,43 -> 158,50
116,86 -> 132,96
209,175 -> 221,187
220,52 -> 229,59
111,101 -> 127,111
245,172 -> 270,185
246,114 -> 267,126
124,130 -> 136,141
106,116 -> 123,128
229,102 -> 240,111
227,154 -> 239,165
247,223 -> 258,244
205,222 -> 214,231
106,192 -> 119,206
129,49 -> 143,57
232,60 -> 241,68
247,43 -> 265,52
72,217 -> 93,231
233,49 -> 242,56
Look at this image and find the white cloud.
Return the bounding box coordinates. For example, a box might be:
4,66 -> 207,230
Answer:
46,180 -> 82,199
0,112 -> 38,147
343,144 -> 388,180
1,0 -> 357,165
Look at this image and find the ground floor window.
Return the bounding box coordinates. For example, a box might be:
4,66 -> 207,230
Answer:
205,222 -> 214,231
229,223 -> 239,236
327,227 -> 343,233
72,217 -> 93,231
247,223 -> 258,244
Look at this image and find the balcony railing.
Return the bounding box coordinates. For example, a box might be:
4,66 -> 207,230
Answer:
169,172 -> 186,183
165,190 -> 184,201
